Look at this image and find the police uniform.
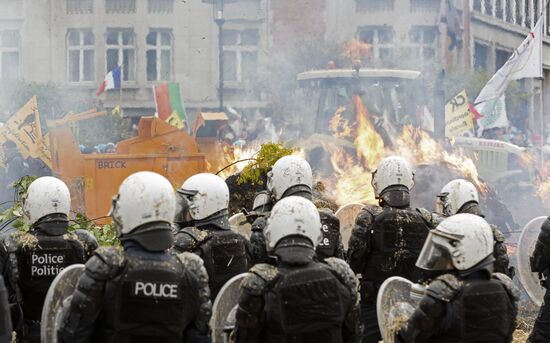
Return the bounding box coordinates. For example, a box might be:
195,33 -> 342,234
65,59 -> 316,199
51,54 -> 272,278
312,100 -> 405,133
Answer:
529,216 -> 550,342
172,221 -> 251,300
0,275 -> 12,343
0,216 -> 94,342
347,187 -> 432,343
233,237 -> 361,343
60,242 -> 212,343
397,272 -> 518,342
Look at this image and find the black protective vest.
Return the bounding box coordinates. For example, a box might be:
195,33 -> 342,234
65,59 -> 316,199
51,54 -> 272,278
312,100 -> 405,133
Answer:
93,255 -> 198,343
433,278 -> 515,343
201,230 -> 248,298
363,207 -> 429,283
262,262 -> 350,343
16,233 -> 86,320
315,211 -> 341,260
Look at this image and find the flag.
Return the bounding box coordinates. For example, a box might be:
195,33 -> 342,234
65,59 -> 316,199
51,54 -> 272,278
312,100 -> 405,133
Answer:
468,102 -> 483,122
153,83 -> 187,129
476,95 -> 509,136
475,16 -> 543,103
0,96 -> 52,168
445,90 -> 474,138
96,66 -> 122,96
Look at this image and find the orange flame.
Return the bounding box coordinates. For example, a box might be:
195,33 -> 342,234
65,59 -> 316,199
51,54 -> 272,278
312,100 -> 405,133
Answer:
342,38 -> 371,67
329,107 -> 352,138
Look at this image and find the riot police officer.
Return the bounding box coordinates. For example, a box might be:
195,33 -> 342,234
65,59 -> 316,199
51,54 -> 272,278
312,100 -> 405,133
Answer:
436,179 -> 513,277
0,176 -> 96,342
60,171 -> 212,343
347,156 -> 432,343
172,173 -> 251,300
397,214 -> 518,342
233,196 -> 361,343
528,215 -> 550,342
0,275 -> 12,343
250,155 -> 345,264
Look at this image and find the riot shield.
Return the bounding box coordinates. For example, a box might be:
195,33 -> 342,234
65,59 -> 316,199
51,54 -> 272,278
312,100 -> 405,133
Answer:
229,213 -> 252,239
41,264 -> 85,343
335,203 -> 364,250
211,272 -> 247,343
517,216 -> 546,306
377,276 -> 422,343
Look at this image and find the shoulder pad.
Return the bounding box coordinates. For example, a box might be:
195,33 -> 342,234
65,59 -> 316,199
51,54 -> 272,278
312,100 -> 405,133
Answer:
7,231 -> 38,250
73,229 -> 99,246
416,208 -> 443,228
182,226 -> 209,243
325,257 -> 358,294
492,273 -> 520,301
243,264 -> 279,296
491,226 -> 505,243
426,274 -> 463,302
319,209 -> 340,229
355,206 -> 381,226
85,247 -> 124,280
176,252 -> 210,289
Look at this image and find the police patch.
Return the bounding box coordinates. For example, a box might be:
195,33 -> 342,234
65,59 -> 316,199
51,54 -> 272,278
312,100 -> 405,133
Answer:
130,281 -> 181,300
29,252 -> 66,278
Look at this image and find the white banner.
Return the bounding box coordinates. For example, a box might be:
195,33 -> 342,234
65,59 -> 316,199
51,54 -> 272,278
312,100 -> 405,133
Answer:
475,17 -> 543,104
476,95 -> 509,136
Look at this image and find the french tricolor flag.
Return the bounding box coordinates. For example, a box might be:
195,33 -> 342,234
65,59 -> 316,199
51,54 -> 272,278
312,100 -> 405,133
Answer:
96,66 -> 122,96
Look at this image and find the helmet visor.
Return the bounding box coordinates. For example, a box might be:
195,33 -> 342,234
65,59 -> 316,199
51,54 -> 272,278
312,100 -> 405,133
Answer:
416,233 -> 453,271
435,192 -> 450,216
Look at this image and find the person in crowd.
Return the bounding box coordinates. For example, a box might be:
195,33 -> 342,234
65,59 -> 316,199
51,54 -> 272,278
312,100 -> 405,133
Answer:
233,196 -> 361,343
0,176 -> 97,342
347,156 -> 435,343
60,171 -> 211,343
172,173 -> 251,300
397,214 -> 518,342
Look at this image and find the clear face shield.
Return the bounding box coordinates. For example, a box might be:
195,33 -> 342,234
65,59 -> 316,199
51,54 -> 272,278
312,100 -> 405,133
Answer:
109,194 -> 122,236
416,232 -> 454,271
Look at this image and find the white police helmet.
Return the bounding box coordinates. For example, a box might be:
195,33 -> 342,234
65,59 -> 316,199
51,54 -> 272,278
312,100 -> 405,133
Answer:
267,155 -> 313,201
23,176 -> 71,225
110,171 -> 176,235
436,179 -> 479,216
371,156 -> 415,197
264,196 -> 321,252
416,213 -> 493,271
179,173 -> 229,221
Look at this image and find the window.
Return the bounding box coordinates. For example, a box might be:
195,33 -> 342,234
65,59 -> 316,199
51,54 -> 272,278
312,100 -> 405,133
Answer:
408,26 -> 436,59
355,0 -> 394,12
357,26 -> 393,60
146,30 -> 172,81
68,30 -> 95,82
67,0 -> 93,14
148,0 -> 174,13
0,31 -> 19,80
223,29 -> 259,83
495,0 -> 504,19
410,0 -> 440,12
105,0 -> 136,13
495,48 -> 511,70
474,42 -> 489,71
106,29 -> 135,81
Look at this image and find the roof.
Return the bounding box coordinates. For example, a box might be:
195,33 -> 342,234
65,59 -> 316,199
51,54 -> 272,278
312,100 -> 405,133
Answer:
297,68 -> 422,81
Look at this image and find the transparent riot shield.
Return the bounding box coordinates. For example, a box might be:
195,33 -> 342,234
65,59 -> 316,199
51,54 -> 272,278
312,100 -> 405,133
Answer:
211,273 -> 247,343
517,216 -> 547,306
335,203 -> 364,250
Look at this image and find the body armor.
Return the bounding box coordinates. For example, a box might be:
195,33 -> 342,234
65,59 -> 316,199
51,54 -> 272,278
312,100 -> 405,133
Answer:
316,209 -> 345,260
93,254 -> 198,343
430,276 -> 516,342
261,263 -> 350,343
362,207 -> 429,283
10,231 -> 86,321
200,229 -> 249,298
0,275 -> 11,343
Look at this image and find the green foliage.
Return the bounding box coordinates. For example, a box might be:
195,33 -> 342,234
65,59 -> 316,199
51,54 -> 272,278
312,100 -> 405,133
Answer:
237,143 -> 295,185
69,213 -> 120,247
0,176 -> 119,246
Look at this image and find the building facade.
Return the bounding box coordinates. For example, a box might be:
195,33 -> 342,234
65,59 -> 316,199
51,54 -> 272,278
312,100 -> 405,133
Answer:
0,0 -> 270,118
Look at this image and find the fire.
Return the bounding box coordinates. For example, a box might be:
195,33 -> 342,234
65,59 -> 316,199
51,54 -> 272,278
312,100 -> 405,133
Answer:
329,107 -> 352,138
325,96 -> 489,206
342,38 -> 371,67
214,145 -> 259,179
536,160 -> 550,199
